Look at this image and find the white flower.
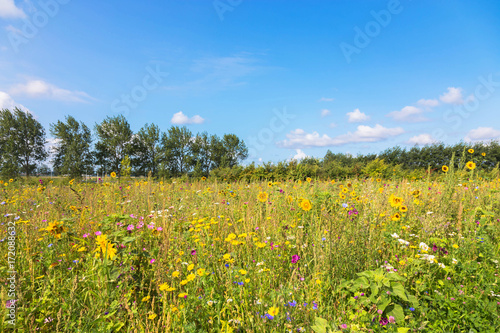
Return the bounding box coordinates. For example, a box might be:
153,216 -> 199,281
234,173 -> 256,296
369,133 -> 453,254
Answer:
438,263 -> 446,269
426,211 -> 433,215
419,242 -> 430,252
452,258 -> 458,264
207,301 -> 214,306
398,239 -> 410,246
227,298 -> 233,303
256,262 -> 264,266
391,233 -> 399,238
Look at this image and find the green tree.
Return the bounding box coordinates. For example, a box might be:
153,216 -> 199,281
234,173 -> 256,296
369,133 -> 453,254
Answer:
0,107 -> 47,178
160,126 -> 193,177
220,134 -> 248,168
190,131 -> 212,176
94,115 -> 133,176
133,123 -> 161,177
50,115 -> 94,178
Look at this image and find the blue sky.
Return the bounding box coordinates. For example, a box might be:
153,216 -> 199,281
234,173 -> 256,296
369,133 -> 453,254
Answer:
1,0 -> 499,164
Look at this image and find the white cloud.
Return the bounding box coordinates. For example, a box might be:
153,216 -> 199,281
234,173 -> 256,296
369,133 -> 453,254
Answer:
0,90 -> 31,114
170,111 -> 205,125
439,87 -> 465,105
417,98 -> 439,108
346,108 -> 370,123
319,97 -> 334,102
278,124 -> 404,148
387,106 -> 427,122
465,127 -> 500,142
10,80 -> 94,103
407,133 -> 437,145
320,109 -> 331,117
292,149 -> 308,161
329,122 -> 337,128
0,0 -> 26,19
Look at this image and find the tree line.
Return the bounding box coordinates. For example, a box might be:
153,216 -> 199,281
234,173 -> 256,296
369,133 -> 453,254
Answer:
2,107 -> 500,181
0,108 -> 248,179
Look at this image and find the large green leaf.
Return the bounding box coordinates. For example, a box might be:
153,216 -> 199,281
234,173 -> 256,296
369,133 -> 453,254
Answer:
311,317 -> 330,333
387,304 -> 405,323
391,282 -> 409,302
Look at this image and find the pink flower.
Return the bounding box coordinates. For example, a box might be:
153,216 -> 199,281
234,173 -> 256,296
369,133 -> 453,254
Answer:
291,255 -> 301,263
150,259 -> 155,264
83,233 -> 89,238
340,324 -> 347,329
127,225 -> 134,231
388,316 -> 395,324
95,231 -> 102,236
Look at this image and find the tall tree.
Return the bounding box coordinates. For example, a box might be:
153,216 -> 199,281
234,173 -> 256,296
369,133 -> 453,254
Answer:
221,134 -> 248,168
94,115 -> 133,176
133,123 -> 161,176
190,131 -> 212,176
160,126 -> 193,177
0,107 -> 47,178
50,115 -> 94,178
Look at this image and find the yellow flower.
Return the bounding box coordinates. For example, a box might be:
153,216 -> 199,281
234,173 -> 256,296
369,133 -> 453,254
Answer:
316,279 -> 322,285
111,172 -> 117,178
223,253 -> 231,260
391,213 -> 401,221
245,279 -> 250,283
452,244 -> 459,249
9,178 -> 14,182
69,179 -> 75,185
267,306 -> 279,316
142,296 -> 150,302
197,268 -> 206,276
172,270 -> 180,278
300,199 -> 312,212
399,205 -> 408,213
201,176 -> 206,181
258,191 -> 269,203
389,195 -> 403,207
104,242 -> 117,259
239,269 -> 247,275
330,180 -> 336,184
186,273 -> 196,282
267,181 -> 273,187
306,177 -> 312,183
481,152 -> 486,157
468,149 -> 474,154
148,313 -> 157,320
187,263 -> 195,271
442,165 -> 449,172
466,161 -> 476,170
255,242 -> 266,248
179,293 -> 188,299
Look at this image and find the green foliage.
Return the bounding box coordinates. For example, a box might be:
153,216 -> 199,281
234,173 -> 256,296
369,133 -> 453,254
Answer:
0,107 -> 47,178
50,115 -> 94,178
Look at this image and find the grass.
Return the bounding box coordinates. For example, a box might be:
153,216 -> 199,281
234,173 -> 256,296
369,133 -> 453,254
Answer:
1,170 -> 500,332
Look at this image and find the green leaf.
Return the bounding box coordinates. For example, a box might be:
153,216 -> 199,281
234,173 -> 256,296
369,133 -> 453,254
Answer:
408,295 -> 419,308
387,304 -> 405,323
311,317 -> 330,333
391,282 -> 409,302
397,328 -> 410,333
370,282 -> 379,297
377,295 -> 391,312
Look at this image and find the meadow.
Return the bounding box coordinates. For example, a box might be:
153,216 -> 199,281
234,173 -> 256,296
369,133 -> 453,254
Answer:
1,158 -> 500,332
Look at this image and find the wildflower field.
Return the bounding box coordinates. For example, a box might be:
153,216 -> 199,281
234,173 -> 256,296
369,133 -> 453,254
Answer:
1,165 -> 500,332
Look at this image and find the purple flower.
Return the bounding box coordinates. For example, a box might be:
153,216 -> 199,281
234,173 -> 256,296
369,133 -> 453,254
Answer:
191,249 -> 197,255
291,255 -> 301,264
288,301 -> 297,307
379,317 -> 389,325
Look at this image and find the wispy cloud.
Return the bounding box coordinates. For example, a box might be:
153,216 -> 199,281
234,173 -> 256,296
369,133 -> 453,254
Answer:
320,109 -> 331,117
319,97 -> 334,102
417,98 -> 439,108
346,108 -> 370,123
9,80 -> 95,103
387,106 -> 427,122
0,0 -> 26,19
170,111 -> 205,125
465,127 -> 500,142
164,54 -> 264,93
278,124 -> 404,148
0,90 -> 30,113
407,133 -> 438,145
